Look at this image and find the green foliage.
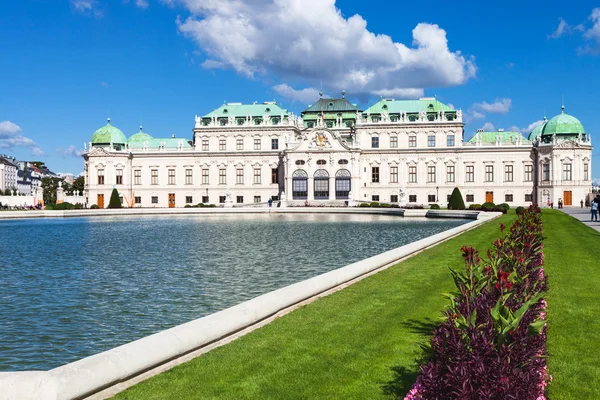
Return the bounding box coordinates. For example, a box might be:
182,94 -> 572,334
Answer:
90,204 -> 100,209
516,206 -> 525,215
45,203 -> 55,210
108,188 -> 122,209
71,176 -> 84,195
482,202 -> 496,211
498,203 -> 510,212
448,187 -> 466,210
469,204 -> 481,210
369,202 -> 380,207
430,204 -> 440,209
40,177 -> 62,205
358,202 -> 371,207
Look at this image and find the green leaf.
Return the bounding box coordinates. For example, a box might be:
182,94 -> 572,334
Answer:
529,319 -> 546,335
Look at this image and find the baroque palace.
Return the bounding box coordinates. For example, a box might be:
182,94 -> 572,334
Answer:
83,94 -> 592,208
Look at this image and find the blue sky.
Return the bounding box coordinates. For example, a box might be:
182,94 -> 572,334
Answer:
1,0 -> 599,177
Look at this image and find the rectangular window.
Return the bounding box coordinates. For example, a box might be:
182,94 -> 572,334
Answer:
427,166 -> 436,183
584,163 -> 589,181
186,196 -> 193,204
271,138 -> 279,150
202,195 -> 209,204
202,139 -> 209,151
371,137 -> 379,148
271,168 -> 278,184
524,165 -> 533,182
525,193 -> 533,202
253,168 -> 261,184
390,194 -> 398,203
447,166 -> 455,183
390,166 -> 398,183
409,194 -> 417,202
254,195 -> 261,203
409,136 -> 417,147
134,196 -> 141,204
202,169 -> 209,185
254,138 -> 261,150
219,196 -> 226,204
563,163 -> 572,181
97,169 -> 104,185
447,194 -> 452,203
134,169 -> 141,185
168,169 -> 176,185
485,165 -> 494,182
151,169 -> 158,185
543,163 -> 550,181
428,135 -> 436,147
151,196 -> 158,204
390,136 -> 398,148
466,194 -> 474,202
219,168 -> 227,184
236,138 -> 244,151
428,194 -> 436,203
219,139 -> 226,151
447,135 -> 455,147
185,169 -> 193,185
372,195 -> 380,201
236,168 -> 244,184
116,169 -> 123,185
236,195 -> 244,204
466,165 -> 474,182
504,165 -> 514,182
505,194 -> 514,202
371,167 -> 380,183
409,166 -> 417,183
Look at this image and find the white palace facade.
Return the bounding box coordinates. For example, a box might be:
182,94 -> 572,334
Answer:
83,95 -> 592,208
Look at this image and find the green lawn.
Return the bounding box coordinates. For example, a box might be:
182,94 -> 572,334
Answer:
113,210 -> 599,399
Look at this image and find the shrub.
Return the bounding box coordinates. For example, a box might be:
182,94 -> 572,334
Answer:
54,202 -> 75,210
74,203 -> 83,209
516,206 -> 525,215
108,188 -> 122,209
448,187 -> 466,210
369,202 -> 380,207
90,204 -> 100,209
380,203 -> 391,208
404,206 -> 549,400
498,203 -> 510,212
481,201 -> 495,211
469,204 -> 481,210
359,202 -> 371,207
45,203 -> 55,210
430,204 -> 440,209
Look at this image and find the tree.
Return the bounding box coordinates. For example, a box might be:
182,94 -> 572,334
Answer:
108,188 -> 122,208
71,176 -> 84,195
448,187 -> 466,210
40,177 -> 61,204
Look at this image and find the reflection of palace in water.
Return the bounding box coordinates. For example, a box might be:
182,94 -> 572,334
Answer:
83,94 -> 591,208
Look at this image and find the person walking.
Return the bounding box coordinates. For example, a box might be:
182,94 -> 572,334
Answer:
581,199 -> 584,208
268,198 -> 273,208
591,199 -> 599,222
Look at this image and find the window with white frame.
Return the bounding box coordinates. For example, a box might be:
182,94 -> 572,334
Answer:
116,169 -> 123,185
447,135 -> 455,147
409,194 -> 417,202
254,138 -> 261,150
427,135 -> 436,147
219,139 -> 226,151
524,165 -> 533,182
427,166 -> 436,183
219,168 -> 226,184
236,138 -> 244,150
465,165 -> 474,182
563,163 -> 572,181
271,138 -> 279,150
371,167 -> 380,183
409,166 -> 417,183
202,169 -> 209,184
447,165 -> 455,182
97,169 -> 104,185
134,169 -> 141,185
185,169 -> 193,185
390,166 -> 398,183
371,137 -> 379,148
505,194 -> 514,202
485,165 -> 494,182
168,169 -> 176,185
409,136 -> 417,147
202,139 -> 209,151
584,163 -> 589,181
236,168 -> 244,184
466,194 -> 474,202
253,168 -> 261,184
390,136 -> 398,148
504,165 -> 514,182
151,169 -> 158,185
543,163 -> 550,181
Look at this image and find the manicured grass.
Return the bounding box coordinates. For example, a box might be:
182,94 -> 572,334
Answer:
543,210 -> 600,399
113,210 -> 599,399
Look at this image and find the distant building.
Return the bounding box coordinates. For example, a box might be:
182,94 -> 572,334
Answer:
0,155 -> 18,192
83,96 -> 592,208
16,161 -> 57,195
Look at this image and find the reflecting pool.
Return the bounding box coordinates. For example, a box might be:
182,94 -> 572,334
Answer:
0,214 -> 467,370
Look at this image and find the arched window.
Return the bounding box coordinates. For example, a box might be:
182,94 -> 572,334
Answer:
335,169 -> 351,199
292,169 -> 308,200
338,159 -> 349,165
427,114 -> 435,121
317,159 -> 327,166
314,169 -> 329,200
295,160 -> 306,165
345,121 -> 353,127
272,118 -> 279,125
254,118 -> 262,125
307,122 -> 314,128
237,118 -> 245,125
220,119 -> 227,126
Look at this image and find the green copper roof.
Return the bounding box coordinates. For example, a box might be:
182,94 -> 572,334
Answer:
468,131 -> 528,144
203,102 -> 289,118
127,137 -> 193,150
364,98 -> 455,114
128,126 -> 153,142
527,118 -> 547,141
542,106 -> 585,136
302,98 -> 361,114
91,118 -> 127,144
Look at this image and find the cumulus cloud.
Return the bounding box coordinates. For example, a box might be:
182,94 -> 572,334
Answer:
58,145 -> 85,158
480,122 -> 495,132
579,8 -> 600,54
172,0 -> 476,96
124,0 -> 149,8
0,121 -> 44,155
272,84 -> 322,104
71,0 -> 103,17
549,18 -> 571,39
472,98 -> 512,114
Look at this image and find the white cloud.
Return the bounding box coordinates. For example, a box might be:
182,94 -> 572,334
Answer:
0,121 -> 44,155
523,120 -> 544,133
371,88 -> 424,99
71,0 -> 103,17
549,18 -> 571,39
472,98 -> 512,114
579,8 -> 600,54
58,146 -> 85,158
135,0 -> 149,8
480,122 -> 495,132
467,110 -> 485,121
172,0 -> 476,96
272,84 -> 322,104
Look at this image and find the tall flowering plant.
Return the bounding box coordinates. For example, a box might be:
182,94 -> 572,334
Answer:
405,206 -> 551,400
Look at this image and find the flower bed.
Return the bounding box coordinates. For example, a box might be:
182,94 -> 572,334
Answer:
405,206 -> 550,399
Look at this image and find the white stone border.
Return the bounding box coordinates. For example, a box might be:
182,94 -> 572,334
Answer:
0,210 -> 500,400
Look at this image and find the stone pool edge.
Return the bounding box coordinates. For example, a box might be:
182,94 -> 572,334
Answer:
0,210 -> 500,400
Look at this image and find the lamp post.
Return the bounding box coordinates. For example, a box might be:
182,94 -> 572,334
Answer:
436,186 -> 439,203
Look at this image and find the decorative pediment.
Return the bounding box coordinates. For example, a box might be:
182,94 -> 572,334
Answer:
555,139 -> 579,148
289,129 -> 350,152
87,147 -> 111,157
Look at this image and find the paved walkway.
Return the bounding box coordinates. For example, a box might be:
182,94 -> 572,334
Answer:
559,206 -> 600,233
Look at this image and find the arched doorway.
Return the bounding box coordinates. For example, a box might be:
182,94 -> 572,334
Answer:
314,169 -> 329,200
292,169 -> 308,200
335,169 -> 351,199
